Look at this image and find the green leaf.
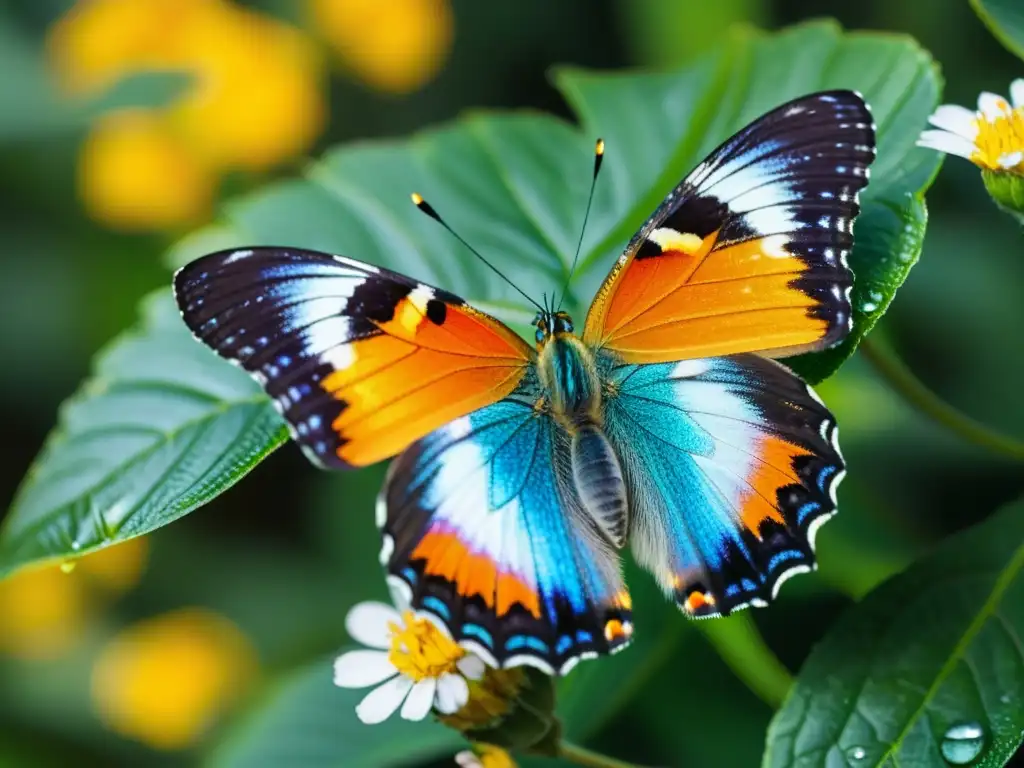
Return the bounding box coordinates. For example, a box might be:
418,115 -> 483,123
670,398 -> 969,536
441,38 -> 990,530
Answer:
208,655 -> 462,768
6,20 -> 941,575
971,0 -> 1024,60
763,497 -> 1024,767
0,290 -> 286,577
617,0 -> 769,68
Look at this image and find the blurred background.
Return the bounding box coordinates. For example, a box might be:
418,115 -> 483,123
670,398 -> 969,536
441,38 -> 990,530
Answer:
0,1 -> 1022,766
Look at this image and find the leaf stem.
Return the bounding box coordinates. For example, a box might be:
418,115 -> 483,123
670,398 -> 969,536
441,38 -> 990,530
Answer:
696,613 -> 793,709
558,741 -> 649,768
859,337 -> 1024,462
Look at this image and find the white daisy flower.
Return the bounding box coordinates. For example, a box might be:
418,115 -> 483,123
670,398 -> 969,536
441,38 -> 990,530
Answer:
333,599 -> 486,725
918,78 -> 1024,173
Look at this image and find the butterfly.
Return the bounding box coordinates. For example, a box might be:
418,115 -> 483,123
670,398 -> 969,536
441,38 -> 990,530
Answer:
174,90 -> 876,676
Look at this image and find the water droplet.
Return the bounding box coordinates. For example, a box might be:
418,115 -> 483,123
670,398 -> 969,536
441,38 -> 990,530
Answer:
846,746 -> 867,762
869,290 -> 884,302
70,540 -> 81,551
941,722 -> 985,764
59,560 -> 76,574
1000,693 -> 1012,704
861,302 -> 878,314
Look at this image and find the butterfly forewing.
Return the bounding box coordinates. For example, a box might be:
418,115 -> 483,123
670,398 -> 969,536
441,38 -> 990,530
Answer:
584,89 -> 876,362
173,247 -> 533,469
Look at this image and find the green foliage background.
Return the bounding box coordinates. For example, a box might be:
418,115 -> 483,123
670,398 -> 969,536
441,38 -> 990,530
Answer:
1,1 -> 1023,767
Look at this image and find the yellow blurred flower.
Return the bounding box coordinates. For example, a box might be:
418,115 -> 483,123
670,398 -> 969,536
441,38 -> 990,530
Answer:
46,0 -> 326,231
80,111 -> 216,231
309,0 -> 453,94
46,0 -> 219,95
0,564 -> 87,660
91,608 -> 257,750
77,536 -> 150,593
0,538 -> 149,660
168,4 -> 326,171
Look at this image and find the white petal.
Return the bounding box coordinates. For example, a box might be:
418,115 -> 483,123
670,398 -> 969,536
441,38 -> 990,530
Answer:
345,602 -> 402,650
1012,79 -> 1024,109
457,654 -> 486,681
333,650 -> 397,689
455,751 -> 483,768
387,577 -> 412,612
917,129 -> 977,160
999,151 -> 1023,168
355,675 -> 413,724
978,91 -> 1012,120
400,677 -> 437,721
928,104 -> 978,140
434,672 -> 470,714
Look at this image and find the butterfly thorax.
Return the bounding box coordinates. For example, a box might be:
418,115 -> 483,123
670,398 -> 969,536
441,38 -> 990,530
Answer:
533,312 -> 601,424
533,311 -> 627,548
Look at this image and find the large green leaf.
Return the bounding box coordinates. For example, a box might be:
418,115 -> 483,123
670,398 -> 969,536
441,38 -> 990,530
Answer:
763,498 -> 1024,767
4,20 -> 941,575
208,655 -> 462,768
0,291 -> 286,577
971,0 -> 1024,60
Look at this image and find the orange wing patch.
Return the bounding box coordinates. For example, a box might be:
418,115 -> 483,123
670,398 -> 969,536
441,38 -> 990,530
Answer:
585,229 -> 829,363
322,294 -> 532,467
738,433 -> 811,537
412,528 -> 542,619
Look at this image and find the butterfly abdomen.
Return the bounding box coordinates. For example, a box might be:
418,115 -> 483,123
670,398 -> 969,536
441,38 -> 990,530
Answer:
571,424 -> 628,549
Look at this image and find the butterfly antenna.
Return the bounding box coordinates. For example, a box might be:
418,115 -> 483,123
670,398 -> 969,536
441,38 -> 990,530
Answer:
556,138 -> 605,311
411,193 -> 545,314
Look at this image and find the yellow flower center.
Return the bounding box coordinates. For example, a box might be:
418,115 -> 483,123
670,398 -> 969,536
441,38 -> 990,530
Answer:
972,108 -> 1024,172
387,611 -> 464,681
472,744 -> 518,768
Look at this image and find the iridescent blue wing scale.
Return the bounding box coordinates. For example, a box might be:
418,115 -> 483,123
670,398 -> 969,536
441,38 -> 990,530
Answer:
601,352 -> 843,617
379,373 -> 633,675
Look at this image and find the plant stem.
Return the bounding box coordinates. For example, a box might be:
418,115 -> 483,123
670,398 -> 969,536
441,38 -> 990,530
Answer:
697,613 -> 792,709
860,337 -> 1024,462
558,741 -> 649,768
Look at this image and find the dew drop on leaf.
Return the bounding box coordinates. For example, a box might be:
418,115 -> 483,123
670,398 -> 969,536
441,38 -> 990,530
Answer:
845,746 -> 867,762
940,722 -> 985,764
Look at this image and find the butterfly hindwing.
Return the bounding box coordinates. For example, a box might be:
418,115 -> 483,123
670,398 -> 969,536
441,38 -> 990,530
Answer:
380,375 -> 633,675
584,90 -> 876,362
174,247 -> 533,469
601,352 -> 842,617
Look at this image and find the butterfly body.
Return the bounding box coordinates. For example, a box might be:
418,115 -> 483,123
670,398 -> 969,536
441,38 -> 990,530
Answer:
174,89 -> 877,675
532,312 -> 630,549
